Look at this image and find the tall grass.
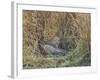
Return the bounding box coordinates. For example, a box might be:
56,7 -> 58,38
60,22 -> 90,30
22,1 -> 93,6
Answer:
23,10 -> 91,69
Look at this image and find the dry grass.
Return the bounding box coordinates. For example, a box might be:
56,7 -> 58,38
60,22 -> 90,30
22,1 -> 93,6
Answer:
23,10 -> 91,69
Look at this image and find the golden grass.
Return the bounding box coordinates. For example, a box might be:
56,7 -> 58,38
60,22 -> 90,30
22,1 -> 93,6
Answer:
23,10 -> 91,69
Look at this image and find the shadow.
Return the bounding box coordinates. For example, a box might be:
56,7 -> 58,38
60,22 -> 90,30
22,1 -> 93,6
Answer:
7,75 -> 14,79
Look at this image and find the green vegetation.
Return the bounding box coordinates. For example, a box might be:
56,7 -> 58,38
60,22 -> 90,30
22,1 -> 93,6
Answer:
23,10 -> 91,69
